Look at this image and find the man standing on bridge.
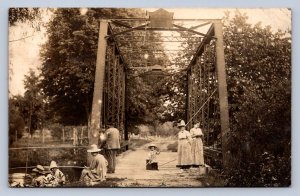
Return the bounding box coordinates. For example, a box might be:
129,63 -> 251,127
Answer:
105,124 -> 121,173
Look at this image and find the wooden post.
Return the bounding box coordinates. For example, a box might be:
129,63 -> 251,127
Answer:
42,128 -> 45,144
80,126 -> 84,145
15,130 -> 18,142
62,127 -> 65,143
214,21 -> 230,169
89,20 -> 108,146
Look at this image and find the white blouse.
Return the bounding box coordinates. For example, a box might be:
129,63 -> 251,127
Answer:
178,130 -> 191,139
190,128 -> 203,137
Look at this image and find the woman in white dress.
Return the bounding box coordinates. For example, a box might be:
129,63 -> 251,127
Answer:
190,122 -> 204,167
176,120 -> 193,170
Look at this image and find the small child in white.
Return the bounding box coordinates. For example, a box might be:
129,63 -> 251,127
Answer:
146,144 -> 160,170
47,161 -> 66,186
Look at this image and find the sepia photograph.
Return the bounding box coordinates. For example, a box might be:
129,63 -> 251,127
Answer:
8,7 -> 291,187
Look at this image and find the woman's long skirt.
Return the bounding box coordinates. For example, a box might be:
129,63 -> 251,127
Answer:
177,139 -> 192,168
191,138 -> 204,166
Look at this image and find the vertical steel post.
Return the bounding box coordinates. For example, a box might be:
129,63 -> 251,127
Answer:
186,71 -> 190,125
124,70 -> 129,150
90,20 -> 108,146
214,21 -> 230,169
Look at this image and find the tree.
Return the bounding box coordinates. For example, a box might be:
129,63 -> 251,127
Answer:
222,11 -> 291,186
40,8 -> 170,127
9,70 -> 45,142
9,8 -> 41,26
9,96 -> 26,145
23,69 -> 45,135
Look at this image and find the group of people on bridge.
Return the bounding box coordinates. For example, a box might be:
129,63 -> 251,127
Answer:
79,120 -> 205,184
10,121 -> 205,186
80,124 -> 121,183
10,161 -> 66,187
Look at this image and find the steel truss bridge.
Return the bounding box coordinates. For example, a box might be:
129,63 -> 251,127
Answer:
89,9 -> 230,169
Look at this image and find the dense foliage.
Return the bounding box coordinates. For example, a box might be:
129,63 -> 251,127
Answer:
9,96 -> 26,144
23,69 -> 46,133
222,11 -> 291,186
9,69 -> 45,143
163,11 -> 291,186
40,8 -> 146,125
9,8 -> 41,26
40,8 -> 171,127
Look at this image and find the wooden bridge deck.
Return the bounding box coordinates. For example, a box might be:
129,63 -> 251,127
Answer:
106,141 -> 208,187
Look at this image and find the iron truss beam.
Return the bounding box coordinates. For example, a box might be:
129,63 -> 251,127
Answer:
187,24 -> 215,71
173,24 -> 209,37
126,62 -> 189,68
127,66 -> 186,71
116,35 -> 202,40
119,49 -> 197,53
190,22 -> 211,30
115,36 -> 202,43
108,24 -> 215,38
110,20 -> 132,28
117,40 -> 201,43
105,18 -> 222,22
104,43 -> 126,132
107,23 -> 149,38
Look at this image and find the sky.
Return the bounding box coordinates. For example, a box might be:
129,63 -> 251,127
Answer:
9,9 -> 51,96
8,8 -> 291,96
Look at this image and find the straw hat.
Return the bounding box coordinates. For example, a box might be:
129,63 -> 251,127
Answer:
148,144 -> 158,150
49,161 -> 58,169
32,165 -> 47,174
178,120 -> 186,127
87,144 -> 101,153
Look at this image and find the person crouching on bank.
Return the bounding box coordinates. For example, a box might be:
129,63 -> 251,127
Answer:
80,144 -> 108,182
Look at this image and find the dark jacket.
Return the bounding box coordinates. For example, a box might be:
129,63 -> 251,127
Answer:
106,127 -> 121,149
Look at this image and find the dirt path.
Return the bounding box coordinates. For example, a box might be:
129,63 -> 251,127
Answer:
106,140 -> 208,187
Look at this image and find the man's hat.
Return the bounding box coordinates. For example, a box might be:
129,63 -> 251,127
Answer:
49,161 -> 58,169
148,144 -> 159,150
32,165 -> 48,174
178,120 -> 186,127
87,144 -> 101,153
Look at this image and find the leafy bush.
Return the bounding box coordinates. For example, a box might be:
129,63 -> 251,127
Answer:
156,122 -> 177,137
221,11 -> 291,186
224,152 -> 290,187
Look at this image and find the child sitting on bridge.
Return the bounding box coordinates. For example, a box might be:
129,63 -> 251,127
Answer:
146,144 -> 160,170
47,161 -> 66,186
31,165 -> 50,187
